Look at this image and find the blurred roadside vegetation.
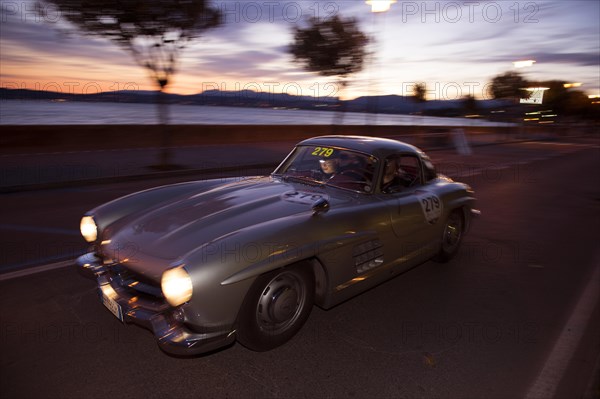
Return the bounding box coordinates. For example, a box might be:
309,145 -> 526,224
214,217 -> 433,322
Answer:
31,2 -> 597,127
38,0 -> 222,167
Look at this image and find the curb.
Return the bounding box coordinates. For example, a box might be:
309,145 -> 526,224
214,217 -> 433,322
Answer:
0,259 -> 74,282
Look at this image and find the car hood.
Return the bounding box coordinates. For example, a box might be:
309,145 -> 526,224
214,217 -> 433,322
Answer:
104,177 -> 351,270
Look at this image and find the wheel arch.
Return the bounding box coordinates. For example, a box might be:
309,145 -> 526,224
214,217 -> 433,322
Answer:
233,257 -> 320,351
306,257 -> 329,308
445,196 -> 476,234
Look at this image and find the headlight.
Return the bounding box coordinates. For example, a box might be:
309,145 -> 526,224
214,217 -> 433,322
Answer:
161,267 -> 193,307
80,216 -> 98,242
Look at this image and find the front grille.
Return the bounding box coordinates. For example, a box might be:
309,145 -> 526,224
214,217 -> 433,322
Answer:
110,264 -> 164,300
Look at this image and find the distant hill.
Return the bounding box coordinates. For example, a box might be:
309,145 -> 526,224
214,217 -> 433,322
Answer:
0,88 -> 511,117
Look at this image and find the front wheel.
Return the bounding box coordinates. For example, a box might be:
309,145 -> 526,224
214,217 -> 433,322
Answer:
433,210 -> 464,262
237,264 -> 315,351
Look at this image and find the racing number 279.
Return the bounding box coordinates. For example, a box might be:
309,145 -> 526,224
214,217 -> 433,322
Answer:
311,147 -> 334,157
421,196 -> 440,212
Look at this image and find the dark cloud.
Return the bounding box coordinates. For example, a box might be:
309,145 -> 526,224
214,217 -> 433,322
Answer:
0,3 -> 131,63
186,49 -> 289,77
532,52 -> 600,67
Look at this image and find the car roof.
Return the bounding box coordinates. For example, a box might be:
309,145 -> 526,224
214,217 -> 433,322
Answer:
299,135 -> 422,158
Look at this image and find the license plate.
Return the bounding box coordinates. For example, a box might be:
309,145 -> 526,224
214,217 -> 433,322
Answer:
102,293 -> 124,322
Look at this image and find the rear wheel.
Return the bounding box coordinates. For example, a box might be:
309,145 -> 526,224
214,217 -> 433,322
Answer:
433,209 -> 464,262
237,264 -> 314,351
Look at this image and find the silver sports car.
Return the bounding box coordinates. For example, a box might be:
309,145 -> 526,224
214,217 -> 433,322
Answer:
77,135 -> 479,355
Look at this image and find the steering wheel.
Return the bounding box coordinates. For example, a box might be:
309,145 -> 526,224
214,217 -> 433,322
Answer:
340,168 -> 372,183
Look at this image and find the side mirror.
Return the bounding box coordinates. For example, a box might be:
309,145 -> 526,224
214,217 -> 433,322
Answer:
312,198 -> 330,215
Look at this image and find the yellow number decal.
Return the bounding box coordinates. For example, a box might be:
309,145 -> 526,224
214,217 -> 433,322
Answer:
311,147 -> 334,157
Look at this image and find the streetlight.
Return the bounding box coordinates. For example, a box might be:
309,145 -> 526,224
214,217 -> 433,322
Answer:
366,0 -> 397,13
563,82 -> 582,88
365,1 -> 396,124
511,60 -> 537,135
513,60 -> 536,68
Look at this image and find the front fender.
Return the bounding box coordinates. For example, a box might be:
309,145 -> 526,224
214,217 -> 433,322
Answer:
179,210 -> 377,329
219,230 -> 373,286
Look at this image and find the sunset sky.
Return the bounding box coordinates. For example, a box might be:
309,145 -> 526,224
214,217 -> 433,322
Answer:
1,0 -> 598,100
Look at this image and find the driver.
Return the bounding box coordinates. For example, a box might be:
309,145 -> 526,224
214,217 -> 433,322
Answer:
319,158 -> 338,178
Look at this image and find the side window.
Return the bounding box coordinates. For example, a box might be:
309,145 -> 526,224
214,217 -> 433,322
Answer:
398,155 -> 422,186
381,154 -> 422,193
421,155 -> 438,182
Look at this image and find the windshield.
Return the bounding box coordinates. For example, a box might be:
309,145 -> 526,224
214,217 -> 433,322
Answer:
273,145 -> 378,193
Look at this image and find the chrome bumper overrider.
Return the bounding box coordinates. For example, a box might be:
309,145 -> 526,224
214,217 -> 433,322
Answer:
76,252 -> 235,355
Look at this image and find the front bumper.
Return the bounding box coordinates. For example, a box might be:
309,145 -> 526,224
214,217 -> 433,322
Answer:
76,252 -> 235,356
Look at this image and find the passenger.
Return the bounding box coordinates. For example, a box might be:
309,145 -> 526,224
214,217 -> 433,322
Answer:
381,157 -> 410,193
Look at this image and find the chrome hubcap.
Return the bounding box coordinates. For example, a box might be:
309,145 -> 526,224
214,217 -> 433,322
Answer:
443,213 -> 463,252
257,272 -> 305,332
270,287 -> 298,322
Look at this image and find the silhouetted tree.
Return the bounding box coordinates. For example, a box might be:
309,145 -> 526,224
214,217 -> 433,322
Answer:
462,94 -> 478,114
412,83 -> 427,103
39,0 -> 222,167
411,82 -> 427,115
490,71 -> 530,100
530,80 -> 570,113
563,90 -> 596,119
289,15 -> 369,124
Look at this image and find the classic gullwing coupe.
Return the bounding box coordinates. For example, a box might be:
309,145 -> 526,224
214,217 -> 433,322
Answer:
77,135 -> 479,355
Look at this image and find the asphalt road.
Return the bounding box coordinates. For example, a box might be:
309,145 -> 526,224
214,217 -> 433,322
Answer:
1,140 -> 599,398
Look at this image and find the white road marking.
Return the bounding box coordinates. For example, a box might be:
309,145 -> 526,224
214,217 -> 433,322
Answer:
0,259 -> 74,282
525,257 -> 600,399
0,223 -> 80,236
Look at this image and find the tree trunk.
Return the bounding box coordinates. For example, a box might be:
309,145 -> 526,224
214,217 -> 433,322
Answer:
332,81 -> 347,133
156,88 -> 172,168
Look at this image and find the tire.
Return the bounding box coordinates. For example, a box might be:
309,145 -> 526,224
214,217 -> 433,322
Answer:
433,209 -> 464,263
237,264 -> 315,351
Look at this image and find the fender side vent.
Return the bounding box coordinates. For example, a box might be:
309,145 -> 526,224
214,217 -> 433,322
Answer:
353,239 -> 384,274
